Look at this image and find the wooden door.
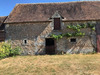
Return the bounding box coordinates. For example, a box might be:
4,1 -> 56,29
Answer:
45,38 -> 55,54
96,22 -> 100,52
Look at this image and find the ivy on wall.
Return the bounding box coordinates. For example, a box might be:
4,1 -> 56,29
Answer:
51,23 -> 95,40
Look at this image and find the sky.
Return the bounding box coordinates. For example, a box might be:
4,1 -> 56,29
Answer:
0,0 -> 78,16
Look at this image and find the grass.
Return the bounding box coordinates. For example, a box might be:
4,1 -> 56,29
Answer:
0,54 -> 100,75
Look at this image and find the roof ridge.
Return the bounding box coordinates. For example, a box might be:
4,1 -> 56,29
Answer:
15,1 -> 100,5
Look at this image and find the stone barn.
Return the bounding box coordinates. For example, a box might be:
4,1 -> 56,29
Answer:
0,1 -> 100,55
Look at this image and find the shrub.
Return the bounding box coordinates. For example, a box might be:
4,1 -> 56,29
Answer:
0,42 -> 21,59
0,42 -> 11,58
9,47 -> 21,56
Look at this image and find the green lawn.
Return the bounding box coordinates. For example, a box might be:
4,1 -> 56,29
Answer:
0,54 -> 100,75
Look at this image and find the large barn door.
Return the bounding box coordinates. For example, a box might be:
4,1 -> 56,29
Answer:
96,22 -> 100,52
45,38 -> 55,54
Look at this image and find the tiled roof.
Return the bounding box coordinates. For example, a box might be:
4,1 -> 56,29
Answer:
0,16 -> 7,26
5,1 -> 100,23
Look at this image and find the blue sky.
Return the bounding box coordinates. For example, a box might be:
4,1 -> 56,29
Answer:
0,0 -> 78,16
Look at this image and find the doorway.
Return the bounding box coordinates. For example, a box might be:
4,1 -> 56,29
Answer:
45,38 -> 55,54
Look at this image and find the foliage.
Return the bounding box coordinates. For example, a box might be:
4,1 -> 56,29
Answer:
0,42 -> 11,58
51,23 -> 95,40
51,34 -> 63,40
9,47 -> 21,56
51,32 -> 85,40
67,24 -> 87,32
87,23 -> 95,28
0,42 -> 21,59
67,23 -> 95,32
92,27 -> 95,31
64,32 -> 85,37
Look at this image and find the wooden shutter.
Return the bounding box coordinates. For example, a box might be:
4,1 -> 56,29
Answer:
54,18 -> 61,30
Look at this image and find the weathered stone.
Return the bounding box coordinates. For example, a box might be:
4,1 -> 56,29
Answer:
5,21 -> 96,55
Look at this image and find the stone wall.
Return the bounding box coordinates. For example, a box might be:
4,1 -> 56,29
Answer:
54,21 -> 96,54
5,21 -> 97,55
5,22 -> 50,55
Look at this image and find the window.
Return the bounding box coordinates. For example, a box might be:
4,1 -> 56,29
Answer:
23,39 -> 28,45
24,40 -> 27,44
70,38 -> 76,43
54,18 -> 61,30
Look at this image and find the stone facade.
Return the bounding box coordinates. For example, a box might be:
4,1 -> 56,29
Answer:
5,22 -> 49,55
5,21 -> 97,55
55,21 -> 96,54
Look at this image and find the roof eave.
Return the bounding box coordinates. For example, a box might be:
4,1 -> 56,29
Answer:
4,19 -> 100,24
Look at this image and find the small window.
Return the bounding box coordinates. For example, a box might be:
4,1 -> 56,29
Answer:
70,38 -> 76,43
54,18 -> 61,30
23,39 -> 28,45
24,40 -> 27,44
